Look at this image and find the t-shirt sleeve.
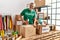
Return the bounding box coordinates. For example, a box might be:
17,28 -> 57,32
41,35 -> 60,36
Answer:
34,11 -> 37,19
20,9 -> 25,16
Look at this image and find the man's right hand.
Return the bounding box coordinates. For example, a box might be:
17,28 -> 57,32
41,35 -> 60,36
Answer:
21,16 -> 28,25
23,20 -> 28,25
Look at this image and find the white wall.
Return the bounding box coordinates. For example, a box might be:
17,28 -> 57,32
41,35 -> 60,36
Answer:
0,0 -> 51,16
0,0 -> 50,21
0,0 -> 34,22
0,0 -> 34,16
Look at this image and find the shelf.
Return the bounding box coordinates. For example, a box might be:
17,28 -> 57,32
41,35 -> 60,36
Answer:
34,5 -> 50,9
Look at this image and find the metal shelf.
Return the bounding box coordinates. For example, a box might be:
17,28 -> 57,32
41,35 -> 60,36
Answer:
35,0 -> 60,26
34,5 -> 51,24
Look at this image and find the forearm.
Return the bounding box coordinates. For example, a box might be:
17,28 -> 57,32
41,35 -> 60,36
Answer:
34,18 -> 37,26
34,18 -> 37,23
21,16 -> 24,22
21,15 -> 28,25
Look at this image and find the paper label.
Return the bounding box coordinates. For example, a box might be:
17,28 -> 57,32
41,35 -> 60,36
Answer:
17,21 -> 22,25
42,27 -> 50,33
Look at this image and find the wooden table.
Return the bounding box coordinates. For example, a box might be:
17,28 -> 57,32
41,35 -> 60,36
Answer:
17,31 -> 60,40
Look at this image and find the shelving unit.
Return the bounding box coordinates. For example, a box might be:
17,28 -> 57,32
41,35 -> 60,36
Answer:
34,0 -> 60,27
34,5 -> 50,24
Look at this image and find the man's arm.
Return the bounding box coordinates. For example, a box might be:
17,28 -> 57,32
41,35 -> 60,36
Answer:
20,9 -> 25,23
34,18 -> 37,26
34,11 -> 37,26
20,9 -> 28,24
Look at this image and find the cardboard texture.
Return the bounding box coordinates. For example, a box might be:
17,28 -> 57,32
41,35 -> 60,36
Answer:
15,15 -> 22,21
36,25 -> 42,34
21,38 -> 34,40
44,16 -> 50,20
16,25 -> 21,35
38,13 -> 44,18
20,25 -> 36,38
15,15 -> 22,26
54,38 -> 60,40
34,0 -> 45,7
43,13 -> 50,20
2,36 -> 7,40
44,13 -> 47,18
26,39 -> 34,40
36,25 -> 50,34
50,25 -> 56,31
12,37 -> 15,40
51,25 -> 56,31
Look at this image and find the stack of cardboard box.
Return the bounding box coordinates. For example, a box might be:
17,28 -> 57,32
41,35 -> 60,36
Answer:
34,0 -> 45,7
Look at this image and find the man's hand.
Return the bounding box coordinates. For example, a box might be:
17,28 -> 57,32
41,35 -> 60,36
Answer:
34,23 -> 36,27
23,20 -> 28,25
21,16 -> 28,25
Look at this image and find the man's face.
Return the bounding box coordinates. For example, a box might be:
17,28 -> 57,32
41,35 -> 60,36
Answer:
29,3 -> 34,9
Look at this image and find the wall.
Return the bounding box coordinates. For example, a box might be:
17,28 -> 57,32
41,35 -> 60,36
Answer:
0,0 -> 50,23
0,0 -> 50,16
0,0 -> 34,22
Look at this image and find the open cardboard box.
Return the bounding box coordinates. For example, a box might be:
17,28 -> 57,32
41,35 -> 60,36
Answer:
16,25 -> 36,38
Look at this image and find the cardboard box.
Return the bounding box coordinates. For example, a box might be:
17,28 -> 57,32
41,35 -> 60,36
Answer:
15,15 -> 22,20
20,25 -> 36,38
2,36 -> 7,40
34,0 -> 45,7
52,25 -> 56,31
36,25 -> 42,34
44,13 -> 50,19
15,15 -> 22,25
50,25 -> 56,31
36,25 -> 50,34
38,13 -> 44,18
16,25 -> 21,35
44,13 -> 47,18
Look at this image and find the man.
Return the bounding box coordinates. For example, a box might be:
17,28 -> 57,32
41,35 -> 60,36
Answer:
21,3 -> 37,26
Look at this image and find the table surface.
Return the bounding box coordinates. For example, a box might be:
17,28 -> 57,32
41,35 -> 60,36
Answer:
20,30 -> 60,40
